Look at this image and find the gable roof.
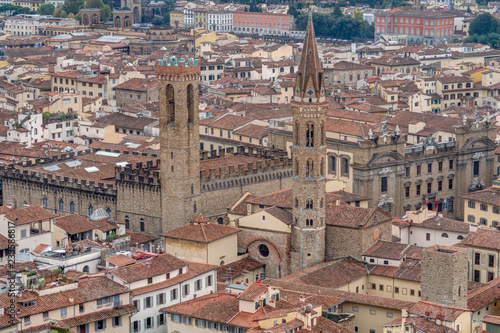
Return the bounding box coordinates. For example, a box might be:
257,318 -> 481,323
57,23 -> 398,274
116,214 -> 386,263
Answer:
0,205 -> 57,225
326,205 -> 392,229
54,214 -> 98,235
161,222 -> 239,243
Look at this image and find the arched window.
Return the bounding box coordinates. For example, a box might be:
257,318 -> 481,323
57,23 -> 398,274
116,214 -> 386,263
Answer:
441,233 -> 449,238
457,235 -> 464,240
88,204 -> 94,216
34,128 -> 38,136
306,160 -> 313,178
140,218 -> 145,232
42,196 -> 48,208
217,217 -> 223,224
306,219 -> 313,226
82,265 -> 89,273
306,200 -> 313,209
320,198 -> 324,208
295,198 -> 299,208
125,215 -> 130,230
58,199 -> 64,212
306,124 -> 314,147
166,84 -> 175,124
320,158 -> 325,177
69,201 -> 75,214
329,156 -> 336,174
187,84 -> 195,124
106,207 -> 112,218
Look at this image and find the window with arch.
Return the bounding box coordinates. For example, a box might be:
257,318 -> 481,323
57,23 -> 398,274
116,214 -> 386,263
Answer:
187,84 -> 195,124
34,128 -> 38,136
58,199 -> 64,212
42,196 -> 48,208
70,201 -> 75,213
306,200 -> 313,209
320,198 -> 324,208
166,84 -> 175,124
217,217 -> 223,224
329,156 -> 336,174
83,265 -> 89,273
306,219 -> 313,226
441,233 -> 449,238
125,215 -> 130,230
306,123 -> 314,147
106,207 -> 112,218
457,235 -> 464,240
295,198 -> 299,208
140,218 -> 145,232
341,158 -> 349,176
306,159 -> 313,178
88,204 -> 94,216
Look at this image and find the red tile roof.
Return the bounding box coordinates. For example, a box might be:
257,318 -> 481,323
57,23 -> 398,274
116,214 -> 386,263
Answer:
109,253 -> 187,284
0,276 -> 130,318
0,205 -> 56,225
467,277 -> 500,311
161,222 -> 239,243
131,261 -> 217,296
326,205 -> 392,229
278,257 -> 367,288
459,228 -> 500,250
408,301 -> 466,321
237,283 -> 269,301
217,257 -> 265,281
54,214 -> 98,235
107,254 -> 135,267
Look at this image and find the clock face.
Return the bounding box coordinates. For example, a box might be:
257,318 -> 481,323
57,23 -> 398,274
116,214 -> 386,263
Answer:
306,88 -> 314,96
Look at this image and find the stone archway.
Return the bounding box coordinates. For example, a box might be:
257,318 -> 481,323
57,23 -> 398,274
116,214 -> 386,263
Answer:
114,15 -> 121,28
246,239 -> 282,279
82,14 -> 89,26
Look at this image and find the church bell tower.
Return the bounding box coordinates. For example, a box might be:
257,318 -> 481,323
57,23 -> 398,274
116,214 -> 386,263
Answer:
291,12 -> 327,272
156,57 -> 201,231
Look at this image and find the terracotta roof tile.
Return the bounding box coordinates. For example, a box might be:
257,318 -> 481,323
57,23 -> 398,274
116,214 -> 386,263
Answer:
0,276 -> 130,318
161,222 -> 239,243
131,261 -> 217,296
459,186 -> 500,206
460,228 -> 500,250
113,78 -> 158,92
0,205 -> 56,225
107,254 -> 135,267
238,283 -> 270,302
326,205 -> 392,229
467,277 -> 500,311
217,257 -> 265,281
110,253 -> 187,284
279,257 -> 367,288
409,301 -> 466,321
54,214 -> 98,235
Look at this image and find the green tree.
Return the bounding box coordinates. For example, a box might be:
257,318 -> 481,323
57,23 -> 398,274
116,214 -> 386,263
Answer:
100,4 -> 111,22
85,0 -> 104,8
333,4 -> 343,17
53,7 -> 62,16
352,8 -> 363,22
67,12 -> 74,18
38,3 -> 55,15
63,0 -> 84,15
469,12 -> 499,35
61,10 -> 67,17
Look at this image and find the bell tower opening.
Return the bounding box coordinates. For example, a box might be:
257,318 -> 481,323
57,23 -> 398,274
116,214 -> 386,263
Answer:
187,84 -> 194,125
166,84 -> 175,124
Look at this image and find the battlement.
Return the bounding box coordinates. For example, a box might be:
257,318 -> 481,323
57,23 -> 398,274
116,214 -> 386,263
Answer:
115,146 -> 292,187
0,164 -> 116,195
156,56 -> 200,76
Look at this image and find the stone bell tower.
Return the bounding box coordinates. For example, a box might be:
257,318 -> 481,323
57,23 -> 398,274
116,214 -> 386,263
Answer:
156,57 -> 201,231
290,11 -> 327,272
